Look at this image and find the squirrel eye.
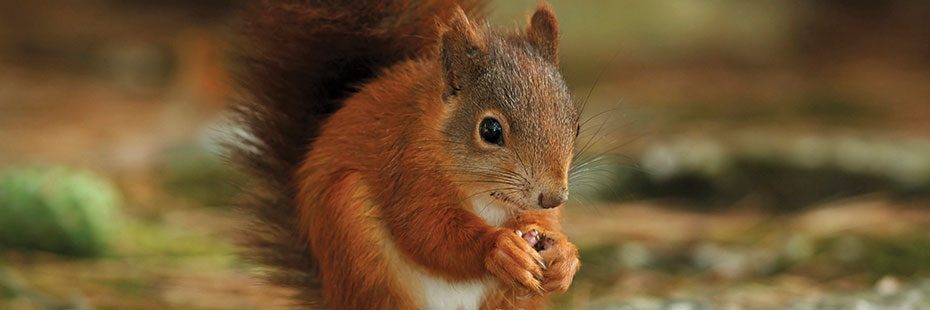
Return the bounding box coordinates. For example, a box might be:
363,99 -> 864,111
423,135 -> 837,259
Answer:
479,117 -> 504,146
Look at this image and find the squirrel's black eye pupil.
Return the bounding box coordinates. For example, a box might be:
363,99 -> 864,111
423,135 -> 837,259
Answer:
479,117 -> 503,146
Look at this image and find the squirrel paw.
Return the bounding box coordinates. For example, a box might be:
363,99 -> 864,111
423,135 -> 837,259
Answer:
537,231 -> 580,293
485,229 -> 546,295
515,226 -> 579,294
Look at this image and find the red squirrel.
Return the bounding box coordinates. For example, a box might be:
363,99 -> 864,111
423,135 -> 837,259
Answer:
232,1 -> 580,308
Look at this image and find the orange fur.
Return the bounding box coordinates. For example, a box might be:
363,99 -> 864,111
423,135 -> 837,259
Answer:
296,37 -> 578,310
235,1 -> 579,308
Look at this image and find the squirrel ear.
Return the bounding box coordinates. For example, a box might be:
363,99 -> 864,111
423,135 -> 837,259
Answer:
440,7 -> 486,98
527,3 -> 560,65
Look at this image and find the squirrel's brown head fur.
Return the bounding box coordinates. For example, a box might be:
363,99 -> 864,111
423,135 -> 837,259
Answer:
437,5 -> 578,214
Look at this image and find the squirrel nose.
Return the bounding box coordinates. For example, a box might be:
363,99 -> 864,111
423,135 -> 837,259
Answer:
538,190 -> 568,209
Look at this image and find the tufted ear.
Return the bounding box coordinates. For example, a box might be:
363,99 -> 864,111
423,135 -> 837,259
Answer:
527,3 -> 560,65
440,7 -> 487,98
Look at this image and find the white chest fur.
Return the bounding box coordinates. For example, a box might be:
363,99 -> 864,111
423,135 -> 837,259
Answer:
470,196 -> 509,227
414,270 -> 494,310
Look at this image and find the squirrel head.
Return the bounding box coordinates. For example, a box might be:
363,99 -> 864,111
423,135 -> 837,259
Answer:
436,4 -> 578,213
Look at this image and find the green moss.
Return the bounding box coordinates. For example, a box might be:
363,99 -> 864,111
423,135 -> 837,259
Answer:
836,235 -> 930,277
0,266 -> 15,299
0,167 -> 121,257
115,218 -> 233,258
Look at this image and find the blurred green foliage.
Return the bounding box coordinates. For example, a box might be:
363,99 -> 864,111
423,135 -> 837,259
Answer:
0,167 -> 121,257
116,217 -> 234,258
838,235 -> 930,278
0,266 -> 13,299
159,145 -> 241,208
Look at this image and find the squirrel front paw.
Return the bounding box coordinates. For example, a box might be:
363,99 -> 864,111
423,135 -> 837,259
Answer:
541,235 -> 580,293
484,229 -> 547,294
518,226 -> 580,294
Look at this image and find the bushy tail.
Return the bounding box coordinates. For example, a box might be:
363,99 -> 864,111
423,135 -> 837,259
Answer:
229,0 -> 487,305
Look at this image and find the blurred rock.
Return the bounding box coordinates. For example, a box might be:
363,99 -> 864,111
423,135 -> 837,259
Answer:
876,276 -> 901,296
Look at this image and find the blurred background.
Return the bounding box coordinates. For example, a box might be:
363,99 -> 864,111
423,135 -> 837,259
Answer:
1,0 -> 928,309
